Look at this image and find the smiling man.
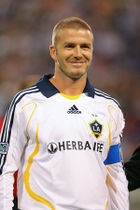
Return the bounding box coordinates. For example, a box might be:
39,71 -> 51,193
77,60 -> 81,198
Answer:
49,18 -> 93,95
50,26 -> 93,80
0,17 -> 129,210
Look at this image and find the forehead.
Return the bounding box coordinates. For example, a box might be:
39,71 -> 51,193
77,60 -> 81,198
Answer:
56,28 -> 93,44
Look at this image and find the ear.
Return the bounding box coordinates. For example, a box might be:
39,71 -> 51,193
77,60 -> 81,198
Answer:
49,45 -> 57,61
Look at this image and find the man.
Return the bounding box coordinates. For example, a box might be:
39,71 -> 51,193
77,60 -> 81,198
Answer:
0,17 -> 129,210
124,145 -> 140,191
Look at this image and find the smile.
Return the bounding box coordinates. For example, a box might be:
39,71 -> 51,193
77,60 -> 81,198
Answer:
69,62 -> 85,66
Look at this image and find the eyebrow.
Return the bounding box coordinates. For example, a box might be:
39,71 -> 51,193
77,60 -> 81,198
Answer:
63,42 -> 92,46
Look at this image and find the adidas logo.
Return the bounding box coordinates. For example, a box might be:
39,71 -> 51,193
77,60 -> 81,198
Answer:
67,105 -> 82,114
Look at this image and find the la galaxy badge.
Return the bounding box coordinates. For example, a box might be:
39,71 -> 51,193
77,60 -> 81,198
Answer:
89,119 -> 103,139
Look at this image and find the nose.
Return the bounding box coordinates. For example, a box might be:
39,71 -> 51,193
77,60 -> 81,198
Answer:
73,46 -> 82,59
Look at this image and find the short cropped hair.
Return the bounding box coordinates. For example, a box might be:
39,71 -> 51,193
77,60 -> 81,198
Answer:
52,16 -> 93,47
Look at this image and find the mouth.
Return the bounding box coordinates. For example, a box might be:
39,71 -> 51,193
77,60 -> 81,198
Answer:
69,62 -> 85,67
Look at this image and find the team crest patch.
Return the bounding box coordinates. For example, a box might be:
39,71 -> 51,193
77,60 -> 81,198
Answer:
89,120 -> 103,139
0,143 -> 9,155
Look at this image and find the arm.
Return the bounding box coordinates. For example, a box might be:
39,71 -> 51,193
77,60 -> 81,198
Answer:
105,105 -> 129,210
124,145 -> 140,191
0,99 -> 27,210
105,154 -> 129,209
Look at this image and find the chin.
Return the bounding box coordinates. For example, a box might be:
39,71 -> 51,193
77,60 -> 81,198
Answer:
69,72 -> 86,80
60,67 -> 87,80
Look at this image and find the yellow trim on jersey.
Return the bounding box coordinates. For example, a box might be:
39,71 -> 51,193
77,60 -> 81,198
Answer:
22,102 -> 54,209
105,200 -> 108,210
107,122 -> 112,157
60,93 -> 81,100
104,122 -> 111,209
108,105 -> 118,131
17,102 -> 37,187
23,124 -> 55,210
105,122 -> 112,161
22,102 -> 37,138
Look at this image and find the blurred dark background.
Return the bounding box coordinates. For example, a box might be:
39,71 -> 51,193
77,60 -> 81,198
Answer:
0,0 -> 139,178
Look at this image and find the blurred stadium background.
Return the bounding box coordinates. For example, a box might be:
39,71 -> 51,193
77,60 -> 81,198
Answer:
0,0 -> 139,209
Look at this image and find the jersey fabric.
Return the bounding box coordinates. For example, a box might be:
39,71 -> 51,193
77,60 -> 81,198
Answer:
0,74 -> 129,210
0,116 -> 18,200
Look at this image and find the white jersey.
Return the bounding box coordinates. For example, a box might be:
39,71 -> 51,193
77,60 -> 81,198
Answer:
0,74 -> 129,210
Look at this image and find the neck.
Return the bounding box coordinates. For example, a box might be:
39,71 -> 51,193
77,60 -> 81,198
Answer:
49,71 -> 87,96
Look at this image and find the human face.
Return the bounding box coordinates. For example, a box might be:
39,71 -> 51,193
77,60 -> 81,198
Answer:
50,28 -> 93,80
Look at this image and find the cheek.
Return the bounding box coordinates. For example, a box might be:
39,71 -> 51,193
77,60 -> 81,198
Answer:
56,55 -> 67,67
83,51 -> 92,60
87,51 -> 93,58
57,53 -> 70,64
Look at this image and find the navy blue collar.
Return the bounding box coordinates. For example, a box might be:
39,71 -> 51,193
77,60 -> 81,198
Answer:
36,74 -> 95,98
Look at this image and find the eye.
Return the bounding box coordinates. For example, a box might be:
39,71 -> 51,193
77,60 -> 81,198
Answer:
81,44 -> 91,49
64,43 -> 75,48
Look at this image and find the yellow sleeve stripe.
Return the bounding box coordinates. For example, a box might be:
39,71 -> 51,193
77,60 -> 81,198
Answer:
22,103 -> 54,209
106,122 -> 112,159
23,124 -> 55,209
22,102 -> 37,139
108,105 -> 118,131
106,201 -> 108,210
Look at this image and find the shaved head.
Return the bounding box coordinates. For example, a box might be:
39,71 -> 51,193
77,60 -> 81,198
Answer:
52,17 -> 94,47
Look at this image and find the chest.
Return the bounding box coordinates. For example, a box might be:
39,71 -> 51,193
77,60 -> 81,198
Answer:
22,98 -> 111,160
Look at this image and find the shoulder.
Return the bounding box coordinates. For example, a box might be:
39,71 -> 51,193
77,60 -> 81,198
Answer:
94,88 -> 121,109
94,88 -> 125,135
9,85 -> 40,111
